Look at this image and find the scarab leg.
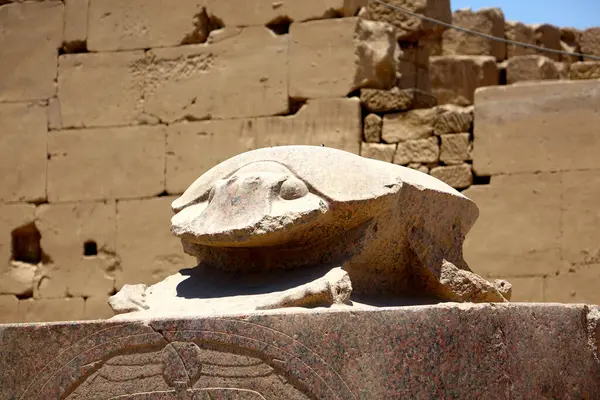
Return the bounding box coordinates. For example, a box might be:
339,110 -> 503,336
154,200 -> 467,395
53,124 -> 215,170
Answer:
408,225 -> 509,303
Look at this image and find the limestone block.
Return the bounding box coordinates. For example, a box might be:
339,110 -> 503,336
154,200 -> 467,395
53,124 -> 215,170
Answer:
145,27 -> 288,122
416,67 -> 431,93
289,18 -> 396,99
429,164 -> 472,189
505,21 -> 536,58
360,87 -> 436,113
18,298 -> 85,323
561,170 -> 600,268
205,0 -> 365,27
35,202 -> 117,298
396,57 -> 417,89
581,27 -> 600,60
532,24 -> 562,61
58,51 -> 147,128
442,8 -> 506,61
429,55 -> 498,106
64,0 -> 88,50
0,295 -> 19,323
463,173 -> 562,277
166,98 -> 361,194
360,143 -> 396,162
396,137 -> 439,163
0,204 -> 36,269
0,2 -> 63,101
363,113 -> 382,142
440,133 -> 471,164
505,55 -> 560,84
84,296 -> 114,320
0,103 -> 47,202
47,126 -> 166,202
382,108 -> 437,143
433,104 -> 473,135
365,0 -> 451,40
472,80 -> 600,175
88,0 -> 207,51
3,304 -> 600,398
545,266 -> 600,304
116,197 -> 196,289
569,61 -> 600,80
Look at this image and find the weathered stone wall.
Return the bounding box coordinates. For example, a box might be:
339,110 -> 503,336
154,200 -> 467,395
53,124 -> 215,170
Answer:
0,0 -> 599,323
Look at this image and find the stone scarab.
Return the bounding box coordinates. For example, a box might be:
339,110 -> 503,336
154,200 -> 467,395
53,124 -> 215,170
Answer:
109,145 -> 510,317
170,145 -> 510,305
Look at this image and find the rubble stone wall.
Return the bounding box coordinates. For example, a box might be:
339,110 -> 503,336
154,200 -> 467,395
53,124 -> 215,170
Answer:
1,0 -> 599,323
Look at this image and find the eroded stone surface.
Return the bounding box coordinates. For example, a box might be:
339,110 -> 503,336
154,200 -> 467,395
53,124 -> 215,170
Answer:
1,304 -> 600,399
505,55 -> 560,84
114,145 -> 510,317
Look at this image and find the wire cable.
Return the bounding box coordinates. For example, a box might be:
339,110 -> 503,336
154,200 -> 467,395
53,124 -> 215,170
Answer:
371,0 -> 600,61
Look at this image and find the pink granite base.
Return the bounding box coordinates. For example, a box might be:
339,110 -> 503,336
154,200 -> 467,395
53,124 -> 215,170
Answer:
1,303 -> 600,399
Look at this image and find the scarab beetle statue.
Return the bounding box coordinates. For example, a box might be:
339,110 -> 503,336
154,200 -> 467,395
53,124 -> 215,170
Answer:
110,146 -> 510,317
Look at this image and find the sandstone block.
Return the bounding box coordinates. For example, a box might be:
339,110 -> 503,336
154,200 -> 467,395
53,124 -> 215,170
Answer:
407,163 -> 429,174
442,8 -> 506,61
382,108 -> 437,143
396,137 -> 439,163
429,55 -> 498,106
505,21 -> 536,58
365,0 -> 451,40
145,27 -> 288,122
569,61 -> 600,80
560,27 -> 582,63
554,61 -> 570,79
505,55 -> 560,84
472,80 -> 600,175
167,98 -> 361,194
463,173 -> 562,277
433,104 -> 473,135
84,296 -> 114,320
0,103 -> 47,202
0,262 -> 36,297
440,133 -> 471,164
545,266 -> 600,304
429,164 -> 472,189
363,113 -> 382,142
206,0 -> 364,27
58,51 -> 147,128
581,27 -> 600,59
0,2 -> 63,101
88,0 -> 207,51
47,98 -> 62,130
18,298 -> 85,323
561,170 -> 600,268
35,202 -> 117,298
396,57 -> 417,89
0,295 -> 19,323
497,277 -> 544,302
532,24 -> 562,61
47,126 -> 166,202
360,142 -> 396,162
64,0 -> 88,50
361,87 -> 436,113
289,18 -> 396,99
116,197 -> 196,289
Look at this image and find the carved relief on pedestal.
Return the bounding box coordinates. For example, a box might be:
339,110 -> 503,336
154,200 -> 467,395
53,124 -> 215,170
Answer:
20,319 -> 356,400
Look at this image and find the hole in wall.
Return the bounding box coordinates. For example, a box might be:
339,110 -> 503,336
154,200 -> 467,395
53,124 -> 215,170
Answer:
84,241 -> 98,257
288,97 -> 307,115
60,40 -> 88,54
266,16 -> 292,35
11,223 -> 43,264
498,66 -> 507,85
472,175 -> 491,185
